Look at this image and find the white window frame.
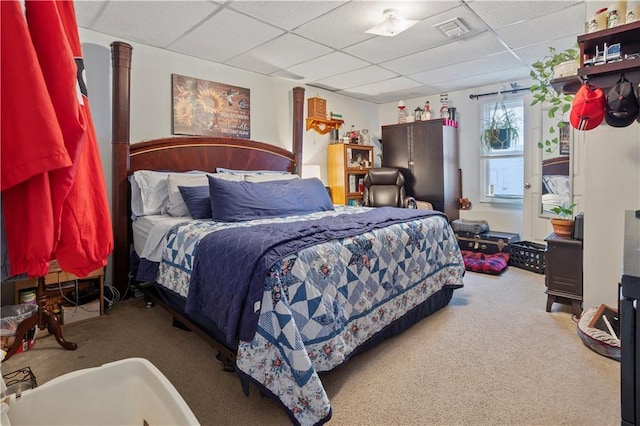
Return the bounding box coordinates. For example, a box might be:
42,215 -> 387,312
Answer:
479,95 -> 525,205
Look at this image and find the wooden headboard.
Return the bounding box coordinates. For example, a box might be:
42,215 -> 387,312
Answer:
110,41 -> 305,294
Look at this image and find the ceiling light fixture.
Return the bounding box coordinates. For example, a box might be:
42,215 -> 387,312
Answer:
365,9 -> 418,37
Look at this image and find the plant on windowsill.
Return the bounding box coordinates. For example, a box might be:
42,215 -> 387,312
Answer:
529,45 -> 579,154
550,203 -> 577,237
481,101 -> 520,151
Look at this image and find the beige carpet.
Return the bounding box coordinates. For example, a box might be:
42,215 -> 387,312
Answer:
2,267 -> 620,425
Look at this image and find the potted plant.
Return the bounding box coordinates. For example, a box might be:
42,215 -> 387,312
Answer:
481,102 -> 520,150
529,45 -> 579,153
550,203 -> 577,237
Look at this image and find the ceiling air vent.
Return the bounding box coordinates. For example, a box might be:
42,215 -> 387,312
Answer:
434,18 -> 470,38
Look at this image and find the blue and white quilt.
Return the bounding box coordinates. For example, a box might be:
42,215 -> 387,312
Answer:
155,206 -> 464,425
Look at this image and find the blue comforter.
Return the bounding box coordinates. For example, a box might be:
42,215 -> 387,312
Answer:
185,207 -> 445,344
154,206 -> 464,424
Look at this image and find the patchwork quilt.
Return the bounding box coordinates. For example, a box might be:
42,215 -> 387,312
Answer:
155,206 -> 465,425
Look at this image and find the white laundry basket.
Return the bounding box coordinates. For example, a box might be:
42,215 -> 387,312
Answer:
4,358 -> 199,425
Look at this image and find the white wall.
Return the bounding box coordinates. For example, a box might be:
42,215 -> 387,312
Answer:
582,124 -> 640,308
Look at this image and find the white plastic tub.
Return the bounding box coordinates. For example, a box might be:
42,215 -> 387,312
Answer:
3,358 -> 199,425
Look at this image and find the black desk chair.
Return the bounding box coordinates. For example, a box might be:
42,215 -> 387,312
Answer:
362,167 -> 433,209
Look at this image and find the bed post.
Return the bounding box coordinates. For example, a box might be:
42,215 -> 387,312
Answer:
111,41 -> 133,296
292,86 -> 304,176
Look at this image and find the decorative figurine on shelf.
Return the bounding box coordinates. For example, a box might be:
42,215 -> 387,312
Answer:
348,125 -> 360,144
423,101 -> 432,120
608,9 -> 620,28
397,100 -> 408,123
361,128 -> 370,145
439,93 -> 450,119
414,107 -> 423,121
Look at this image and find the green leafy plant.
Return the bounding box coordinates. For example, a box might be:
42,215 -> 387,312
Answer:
529,45 -> 579,153
550,203 -> 577,219
481,101 -> 520,151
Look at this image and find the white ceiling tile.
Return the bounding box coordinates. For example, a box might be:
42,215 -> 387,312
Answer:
292,2 -> 380,50
438,66 -> 532,89
74,1 -> 108,28
467,0 -> 582,30
410,51 -> 526,84
225,34 -> 333,75
315,66 -> 399,91
287,52 -> 370,81
359,84 -> 441,104
76,0 -> 589,104
495,3 -> 587,49
228,1 -> 347,31
169,8 -> 285,62
380,31 -> 506,75
344,5 -> 489,64
513,35 -> 579,67
341,76 -> 422,97
93,1 -> 221,48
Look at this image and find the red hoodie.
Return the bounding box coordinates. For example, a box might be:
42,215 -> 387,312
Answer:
1,0 -> 113,278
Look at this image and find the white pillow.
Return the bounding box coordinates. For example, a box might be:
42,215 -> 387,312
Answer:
244,174 -> 299,183
166,173 -> 243,217
130,170 -> 170,218
216,167 -> 290,175
542,175 -> 570,196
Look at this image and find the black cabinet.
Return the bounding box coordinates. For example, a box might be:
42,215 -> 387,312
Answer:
381,119 -> 459,220
544,233 -> 583,316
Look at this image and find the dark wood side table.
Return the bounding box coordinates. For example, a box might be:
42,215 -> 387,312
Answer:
3,261 -> 103,361
544,232 -> 583,316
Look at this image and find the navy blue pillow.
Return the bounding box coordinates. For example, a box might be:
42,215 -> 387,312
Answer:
207,176 -> 334,222
178,185 -> 212,219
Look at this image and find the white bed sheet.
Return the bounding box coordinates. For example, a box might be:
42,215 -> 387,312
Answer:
132,215 -> 190,262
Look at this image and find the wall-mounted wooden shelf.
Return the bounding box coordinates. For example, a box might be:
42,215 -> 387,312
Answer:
577,21 -> 640,90
306,117 -> 344,135
550,21 -> 640,94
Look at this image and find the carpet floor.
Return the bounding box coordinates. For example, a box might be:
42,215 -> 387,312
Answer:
1,266 -> 620,425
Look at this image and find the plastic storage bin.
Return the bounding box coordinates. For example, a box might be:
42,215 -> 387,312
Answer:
509,241 -> 547,274
0,304 -> 38,354
3,358 -> 199,425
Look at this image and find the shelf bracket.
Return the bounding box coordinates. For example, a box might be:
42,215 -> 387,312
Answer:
305,118 -> 344,135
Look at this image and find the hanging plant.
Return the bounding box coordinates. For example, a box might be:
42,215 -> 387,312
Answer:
481,92 -> 520,151
529,45 -> 579,153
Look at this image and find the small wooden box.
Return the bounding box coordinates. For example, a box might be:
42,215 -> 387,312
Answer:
307,97 -> 327,119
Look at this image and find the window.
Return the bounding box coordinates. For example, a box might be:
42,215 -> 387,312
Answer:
480,96 -> 524,204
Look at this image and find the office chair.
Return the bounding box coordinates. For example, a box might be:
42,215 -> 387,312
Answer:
362,167 -> 433,209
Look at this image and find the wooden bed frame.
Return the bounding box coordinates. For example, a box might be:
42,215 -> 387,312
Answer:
111,41 -> 305,294
110,41 -> 305,363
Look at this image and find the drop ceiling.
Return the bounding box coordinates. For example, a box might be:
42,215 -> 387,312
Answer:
75,0 -> 589,104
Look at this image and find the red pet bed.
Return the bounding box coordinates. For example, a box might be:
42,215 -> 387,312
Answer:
461,250 -> 509,275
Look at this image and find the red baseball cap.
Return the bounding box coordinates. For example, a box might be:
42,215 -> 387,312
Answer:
570,83 -> 606,131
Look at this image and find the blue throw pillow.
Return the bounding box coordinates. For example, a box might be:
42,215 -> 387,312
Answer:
178,185 -> 212,219
207,176 -> 334,222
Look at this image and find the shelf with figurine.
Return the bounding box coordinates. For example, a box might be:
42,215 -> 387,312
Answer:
576,20 -> 640,89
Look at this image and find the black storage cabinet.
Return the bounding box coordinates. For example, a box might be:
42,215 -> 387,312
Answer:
381,119 -> 459,221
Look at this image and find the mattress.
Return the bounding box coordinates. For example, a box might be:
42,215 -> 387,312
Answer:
132,215 -> 189,262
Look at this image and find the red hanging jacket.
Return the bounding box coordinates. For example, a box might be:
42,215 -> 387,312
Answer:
1,0 -> 72,277
1,0 -> 113,278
